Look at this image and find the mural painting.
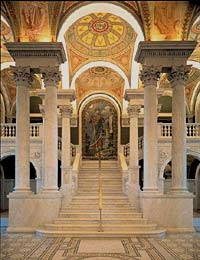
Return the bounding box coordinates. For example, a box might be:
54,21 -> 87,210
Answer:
82,99 -> 118,160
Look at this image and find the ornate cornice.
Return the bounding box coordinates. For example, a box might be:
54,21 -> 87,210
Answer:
124,89 -> 144,102
41,66 -> 61,87
167,65 -> 191,87
11,66 -> 33,87
5,42 -> 66,64
135,41 -> 197,65
57,89 -> 76,102
140,65 -> 161,87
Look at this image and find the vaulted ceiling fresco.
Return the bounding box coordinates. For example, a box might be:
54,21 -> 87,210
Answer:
65,12 -> 137,83
75,66 -> 124,107
1,1 -> 200,117
1,19 -> 14,63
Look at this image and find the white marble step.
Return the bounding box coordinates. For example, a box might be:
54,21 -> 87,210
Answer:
36,229 -> 166,238
44,223 -> 157,231
58,212 -> 143,218
54,218 -> 148,225
63,204 -> 132,210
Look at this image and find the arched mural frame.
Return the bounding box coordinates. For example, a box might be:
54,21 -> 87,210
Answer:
79,93 -> 121,161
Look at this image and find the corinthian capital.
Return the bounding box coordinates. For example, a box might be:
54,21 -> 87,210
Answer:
11,66 -> 33,87
140,65 -> 161,87
127,104 -> 141,118
167,65 -> 191,87
59,105 -> 72,118
41,66 -> 61,87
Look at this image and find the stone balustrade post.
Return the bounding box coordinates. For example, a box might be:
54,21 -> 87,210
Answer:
167,65 -> 191,193
41,66 -> 61,192
12,66 -> 33,193
140,65 -> 161,192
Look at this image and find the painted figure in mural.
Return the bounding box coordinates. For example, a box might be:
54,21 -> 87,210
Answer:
154,1 -> 180,39
21,1 -> 47,41
83,100 -> 117,159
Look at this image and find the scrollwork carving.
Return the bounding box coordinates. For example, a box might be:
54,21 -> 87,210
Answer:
140,65 -> 161,87
127,105 -> 141,118
41,66 -> 61,87
11,66 -> 33,87
59,105 -> 73,118
167,65 -> 191,87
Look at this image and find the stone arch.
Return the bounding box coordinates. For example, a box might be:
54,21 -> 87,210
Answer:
0,151 -> 40,180
57,2 -> 144,90
159,151 -> 200,179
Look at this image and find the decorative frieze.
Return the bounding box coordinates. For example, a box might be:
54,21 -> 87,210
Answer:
41,66 -> 61,87
140,65 -> 161,87
11,66 -> 33,86
167,65 -> 191,87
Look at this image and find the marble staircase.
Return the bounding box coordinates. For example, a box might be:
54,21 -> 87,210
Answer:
36,160 -> 165,237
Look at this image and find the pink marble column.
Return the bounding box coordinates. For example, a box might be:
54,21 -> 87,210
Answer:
41,67 -> 61,192
59,105 -> 72,189
140,65 -> 161,192
12,66 -> 33,193
168,65 -> 191,193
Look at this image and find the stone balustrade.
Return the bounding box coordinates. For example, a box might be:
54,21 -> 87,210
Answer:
122,123 -> 200,157
1,123 -> 43,139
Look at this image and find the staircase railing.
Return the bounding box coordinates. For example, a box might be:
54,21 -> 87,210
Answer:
98,150 -> 103,232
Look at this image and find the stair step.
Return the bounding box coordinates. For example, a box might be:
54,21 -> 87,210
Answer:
36,229 -> 166,238
58,212 -> 143,218
44,223 -> 157,231
54,218 -> 148,224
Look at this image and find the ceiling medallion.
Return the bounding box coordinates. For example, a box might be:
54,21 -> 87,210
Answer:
90,19 -> 110,34
91,66 -> 108,75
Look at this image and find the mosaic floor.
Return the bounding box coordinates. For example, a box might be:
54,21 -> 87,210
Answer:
1,232 -> 200,260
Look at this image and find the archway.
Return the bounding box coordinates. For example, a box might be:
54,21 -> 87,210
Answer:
81,99 -> 118,160
0,155 -> 37,211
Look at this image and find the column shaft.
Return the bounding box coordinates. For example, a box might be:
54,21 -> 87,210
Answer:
168,65 -> 190,192
42,67 -> 60,192
13,67 -> 33,192
140,66 -> 161,192
60,105 -> 72,186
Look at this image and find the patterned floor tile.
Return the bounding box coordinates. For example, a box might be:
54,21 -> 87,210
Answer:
0,232 -> 200,260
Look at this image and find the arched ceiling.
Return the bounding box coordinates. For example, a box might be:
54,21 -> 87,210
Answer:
75,66 -> 124,107
1,1 -> 200,116
64,12 -> 137,83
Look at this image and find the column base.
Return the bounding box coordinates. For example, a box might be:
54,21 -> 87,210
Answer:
41,188 -> 59,193
169,188 -> 189,194
142,188 -> 161,193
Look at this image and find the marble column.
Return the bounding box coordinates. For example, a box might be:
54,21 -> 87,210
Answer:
140,65 -> 161,192
59,105 -> 72,190
127,104 -> 141,208
41,67 -> 61,192
12,66 -> 33,193
167,65 -> 191,193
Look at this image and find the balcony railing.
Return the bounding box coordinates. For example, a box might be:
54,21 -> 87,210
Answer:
158,123 -> 200,138
122,123 -> 200,157
1,123 -> 43,138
